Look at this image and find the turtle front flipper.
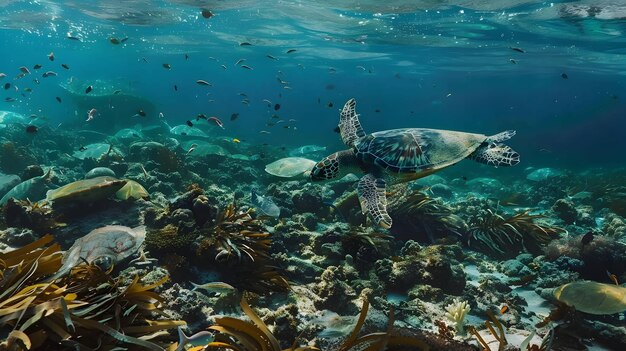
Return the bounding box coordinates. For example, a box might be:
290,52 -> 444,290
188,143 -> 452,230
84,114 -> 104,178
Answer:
357,173 -> 392,228
469,143 -> 520,167
339,98 -> 366,147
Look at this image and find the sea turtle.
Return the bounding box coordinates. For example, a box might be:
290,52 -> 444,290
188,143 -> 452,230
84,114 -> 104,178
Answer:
310,98 -> 520,228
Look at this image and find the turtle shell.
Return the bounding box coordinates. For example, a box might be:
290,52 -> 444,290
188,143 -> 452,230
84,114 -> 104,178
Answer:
354,128 -> 487,173
46,176 -> 127,205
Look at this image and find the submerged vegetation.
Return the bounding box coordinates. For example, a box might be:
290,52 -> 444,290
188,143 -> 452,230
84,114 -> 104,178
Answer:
466,209 -> 564,258
0,235 -> 183,350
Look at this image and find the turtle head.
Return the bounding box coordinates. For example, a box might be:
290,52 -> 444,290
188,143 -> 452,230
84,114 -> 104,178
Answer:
310,153 -> 341,181
310,150 -> 356,181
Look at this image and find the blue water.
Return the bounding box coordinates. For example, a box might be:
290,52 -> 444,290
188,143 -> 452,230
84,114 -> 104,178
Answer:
0,0 -> 624,170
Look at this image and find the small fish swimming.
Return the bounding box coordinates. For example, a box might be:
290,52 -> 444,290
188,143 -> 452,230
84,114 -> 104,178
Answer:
196,79 -> 211,86
48,52 -> 55,61
191,281 -> 237,295
176,327 -> 214,351
19,66 -> 30,74
61,63 -> 70,70
42,71 -> 57,78
274,103 -> 281,111
230,113 -> 239,121
251,189 -> 280,217
561,73 -> 569,79
510,46 -> 525,53
240,64 -> 253,70
286,49 -> 297,53
208,116 -> 224,129
86,108 -> 98,122
163,63 -> 171,69
85,85 -> 93,94
581,231 -> 594,247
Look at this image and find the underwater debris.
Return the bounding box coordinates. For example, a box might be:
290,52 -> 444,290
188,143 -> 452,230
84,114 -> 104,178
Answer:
388,189 -> 467,243
0,235 -> 184,350
467,209 -> 564,259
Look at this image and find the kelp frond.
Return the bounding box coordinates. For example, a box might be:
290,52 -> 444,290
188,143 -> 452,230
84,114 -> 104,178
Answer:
336,299 -> 430,351
467,209 -> 564,258
0,235 -> 184,350
204,296 -> 320,351
197,202 -> 290,294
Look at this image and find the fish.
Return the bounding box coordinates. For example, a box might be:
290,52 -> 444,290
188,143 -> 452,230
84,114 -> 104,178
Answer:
208,116 -> 224,129
251,189 -> 280,217
230,113 -> 239,121
110,38 -> 120,44
312,310 -> 358,339
33,64 -> 42,70
510,47 -> 525,53
240,65 -> 253,70
176,327 -> 214,351
201,9 -> 214,19
186,144 -> 197,155
0,168 -> 52,205
327,102 -> 333,108
0,73 -> 6,79
55,97 -> 62,103
220,64 -> 227,69
85,85 -> 93,94
19,66 -> 30,74
67,35 -> 80,41
239,42 -> 252,46
196,79 -> 211,86
510,59 -> 517,64
86,108 -> 98,122
137,109 -> 146,117
48,52 -> 55,61
51,225 -> 146,281
232,138 -> 240,143
3,83 -> 9,90
274,103 -> 281,111
186,120 -> 193,127
196,114 -> 207,121
561,73 -> 568,79
581,231 -> 594,247
174,84 -> 178,91
191,281 -> 237,295
4,97 -> 15,102
286,49 -> 297,53
259,130 -> 270,134
61,64 -> 70,70
184,54 -> 189,60
266,54 -> 278,60
235,58 -> 246,66
163,63 -> 171,69
42,71 -> 57,78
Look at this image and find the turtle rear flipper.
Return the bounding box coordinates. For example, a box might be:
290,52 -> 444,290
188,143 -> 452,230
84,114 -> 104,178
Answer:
339,98 -> 366,147
469,143 -> 520,167
357,173 -> 392,228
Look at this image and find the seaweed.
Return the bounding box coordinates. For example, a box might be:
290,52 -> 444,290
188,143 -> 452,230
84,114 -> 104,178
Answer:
466,209 -> 564,258
195,202 -> 290,294
202,297 -> 429,351
335,299 -> 430,351
204,296 -> 320,351
0,235 -> 184,350
388,190 -> 467,243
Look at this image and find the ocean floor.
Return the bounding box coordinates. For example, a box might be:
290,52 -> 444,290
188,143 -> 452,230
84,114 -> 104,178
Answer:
1,111 -> 626,350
